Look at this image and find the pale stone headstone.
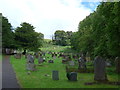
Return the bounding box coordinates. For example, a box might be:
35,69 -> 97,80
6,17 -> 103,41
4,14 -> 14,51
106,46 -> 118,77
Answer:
94,56 -> 108,81
115,57 -> 120,73
86,52 -> 91,61
52,71 -> 59,80
67,72 -> 77,81
106,59 -> 111,67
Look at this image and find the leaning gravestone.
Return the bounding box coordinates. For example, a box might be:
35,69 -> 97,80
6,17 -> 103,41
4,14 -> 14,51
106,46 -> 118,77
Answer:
52,71 -> 59,80
115,57 -> 120,73
66,72 -> 77,81
94,56 -> 108,81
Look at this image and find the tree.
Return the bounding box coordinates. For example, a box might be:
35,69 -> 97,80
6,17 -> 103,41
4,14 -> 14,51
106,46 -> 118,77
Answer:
2,15 -> 14,49
15,22 -> 44,51
53,30 -> 73,46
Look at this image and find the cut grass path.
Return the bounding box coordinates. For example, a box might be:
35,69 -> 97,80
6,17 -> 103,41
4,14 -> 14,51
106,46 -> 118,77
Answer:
10,54 -> 119,88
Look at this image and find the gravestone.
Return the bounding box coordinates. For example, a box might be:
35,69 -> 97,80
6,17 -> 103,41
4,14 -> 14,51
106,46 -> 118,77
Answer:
52,71 -> 59,80
26,63 -> 36,71
38,57 -> 44,64
26,54 -> 36,71
48,60 -> 54,63
27,54 -> 34,63
68,61 -> 75,66
66,72 -> 77,81
106,59 -> 111,67
14,53 -> 21,59
78,56 -> 86,70
86,52 -> 91,62
62,59 -> 68,64
115,57 -> 120,73
94,56 -> 108,81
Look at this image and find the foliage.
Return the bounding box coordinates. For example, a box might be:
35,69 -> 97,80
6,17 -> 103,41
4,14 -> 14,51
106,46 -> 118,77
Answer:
2,15 -> 15,48
70,2 -> 120,58
15,22 -> 44,51
53,30 -> 73,46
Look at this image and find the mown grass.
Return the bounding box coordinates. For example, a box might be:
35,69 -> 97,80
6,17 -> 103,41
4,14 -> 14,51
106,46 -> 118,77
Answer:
10,53 -> 119,88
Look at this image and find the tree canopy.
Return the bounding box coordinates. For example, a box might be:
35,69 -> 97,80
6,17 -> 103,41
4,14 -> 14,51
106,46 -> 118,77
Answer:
15,22 -> 44,51
70,2 -> 120,58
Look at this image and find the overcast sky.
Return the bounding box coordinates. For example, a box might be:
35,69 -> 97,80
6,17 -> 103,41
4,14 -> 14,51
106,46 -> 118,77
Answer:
0,0 -> 100,39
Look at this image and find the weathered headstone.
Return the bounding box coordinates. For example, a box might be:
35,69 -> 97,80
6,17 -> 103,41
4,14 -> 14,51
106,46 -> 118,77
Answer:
115,57 -> 120,73
106,59 -> 111,67
27,54 -> 34,63
94,56 -> 108,81
68,61 -> 75,66
14,53 -> 21,59
26,54 -> 36,71
67,72 -> 77,81
62,59 -> 68,64
52,71 -> 59,80
48,60 -> 54,63
86,52 -> 91,62
38,57 -> 44,64
26,63 -> 36,71
78,57 -> 86,70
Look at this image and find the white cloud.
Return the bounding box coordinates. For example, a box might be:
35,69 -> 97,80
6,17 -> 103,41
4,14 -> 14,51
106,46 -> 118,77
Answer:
0,0 -> 95,39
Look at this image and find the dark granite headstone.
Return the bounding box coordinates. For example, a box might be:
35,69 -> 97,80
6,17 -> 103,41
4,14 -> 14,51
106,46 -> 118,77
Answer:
38,57 -> 44,64
48,60 -> 54,63
94,56 -> 108,81
52,71 -> 59,80
67,72 -> 77,81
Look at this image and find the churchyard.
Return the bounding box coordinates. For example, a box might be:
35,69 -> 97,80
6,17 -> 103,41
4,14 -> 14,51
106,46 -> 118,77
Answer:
9,45 -> 119,88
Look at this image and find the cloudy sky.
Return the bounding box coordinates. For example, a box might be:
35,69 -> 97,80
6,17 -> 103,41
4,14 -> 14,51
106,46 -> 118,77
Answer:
0,0 -> 100,39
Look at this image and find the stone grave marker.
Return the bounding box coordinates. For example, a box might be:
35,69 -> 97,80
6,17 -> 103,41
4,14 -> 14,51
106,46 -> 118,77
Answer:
78,56 -> 86,70
115,57 -> 120,73
66,72 -> 77,81
68,61 -> 75,66
106,59 -> 111,67
26,54 -> 36,71
94,56 -> 108,81
38,57 -> 44,64
14,53 -> 21,59
52,71 -> 59,80
48,60 -> 54,63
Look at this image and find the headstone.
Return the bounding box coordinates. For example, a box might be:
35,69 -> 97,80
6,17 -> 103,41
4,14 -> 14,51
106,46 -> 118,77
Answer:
38,57 -> 44,64
62,59 -> 68,64
48,60 -> 54,63
115,57 -> 120,73
27,54 -> 34,63
78,57 -> 86,70
86,52 -> 91,62
106,59 -> 111,67
52,71 -> 59,80
94,56 -> 108,81
66,72 -> 77,81
26,63 -> 36,71
68,61 -> 75,66
14,53 -> 21,59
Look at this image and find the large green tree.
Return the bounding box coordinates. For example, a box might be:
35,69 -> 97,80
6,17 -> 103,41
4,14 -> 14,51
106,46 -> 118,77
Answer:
2,15 -> 14,49
15,22 -> 44,51
71,2 -> 120,58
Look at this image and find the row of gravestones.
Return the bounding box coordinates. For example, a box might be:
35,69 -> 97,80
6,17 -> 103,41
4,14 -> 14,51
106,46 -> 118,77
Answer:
52,56 -> 120,82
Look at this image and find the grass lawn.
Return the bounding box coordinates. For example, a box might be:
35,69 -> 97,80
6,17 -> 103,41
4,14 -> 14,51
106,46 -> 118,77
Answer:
10,53 -> 119,88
